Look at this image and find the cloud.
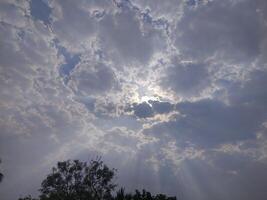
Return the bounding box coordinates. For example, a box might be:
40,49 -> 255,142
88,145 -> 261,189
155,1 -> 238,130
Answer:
144,66 -> 267,149
0,0 -> 28,28
49,0 -> 98,51
128,100 -> 175,118
149,100 -> 174,114
160,60 -> 211,97
131,0 -> 183,27
131,102 -> 154,118
69,62 -> 119,95
98,7 -> 166,66
175,0 -> 265,63
144,96 -> 266,148
227,70 -> 267,107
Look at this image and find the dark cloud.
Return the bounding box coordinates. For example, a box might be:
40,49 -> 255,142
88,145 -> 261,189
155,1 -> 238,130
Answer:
149,100 -> 174,114
227,70 -> 267,107
145,97 -> 266,147
128,100 -> 175,118
160,61 -> 210,97
132,102 -> 154,118
147,69 -> 267,148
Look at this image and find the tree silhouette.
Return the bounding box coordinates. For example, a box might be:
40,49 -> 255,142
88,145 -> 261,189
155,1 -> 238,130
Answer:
39,158 -> 116,200
113,188 -> 176,200
0,159 -> 3,183
18,158 -> 177,200
0,171 -> 3,183
18,195 -> 37,200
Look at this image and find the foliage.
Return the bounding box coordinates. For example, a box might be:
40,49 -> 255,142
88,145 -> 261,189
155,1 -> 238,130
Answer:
39,158 -> 116,200
113,188 -> 176,200
0,159 -> 3,183
18,158 -> 177,200
18,195 -> 38,200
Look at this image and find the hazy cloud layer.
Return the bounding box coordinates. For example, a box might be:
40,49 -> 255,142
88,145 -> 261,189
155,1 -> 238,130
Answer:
1,0 -> 267,200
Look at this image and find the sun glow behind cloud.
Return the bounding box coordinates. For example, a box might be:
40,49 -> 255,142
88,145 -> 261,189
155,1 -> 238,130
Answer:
140,95 -> 159,103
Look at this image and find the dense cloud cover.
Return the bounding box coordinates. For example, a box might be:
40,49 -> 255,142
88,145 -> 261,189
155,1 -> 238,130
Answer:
0,0 -> 267,200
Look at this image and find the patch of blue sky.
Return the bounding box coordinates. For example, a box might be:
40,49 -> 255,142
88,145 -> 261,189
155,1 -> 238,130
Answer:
30,0 -> 51,25
53,40 -> 81,83
186,0 -> 197,7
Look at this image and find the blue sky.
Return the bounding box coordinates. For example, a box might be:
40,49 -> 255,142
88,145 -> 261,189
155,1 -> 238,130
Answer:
0,0 -> 267,200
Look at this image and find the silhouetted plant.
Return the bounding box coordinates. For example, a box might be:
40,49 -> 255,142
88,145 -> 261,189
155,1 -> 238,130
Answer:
113,188 -> 176,200
0,159 -> 3,183
39,158 -> 116,200
18,195 -> 38,200
18,158 -> 177,200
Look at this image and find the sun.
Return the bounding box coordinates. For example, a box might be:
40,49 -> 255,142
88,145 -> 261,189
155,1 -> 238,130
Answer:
136,85 -> 163,104
135,84 -> 166,104
140,95 -> 159,103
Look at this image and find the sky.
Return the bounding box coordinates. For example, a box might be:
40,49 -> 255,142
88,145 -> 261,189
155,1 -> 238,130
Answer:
0,0 -> 267,199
